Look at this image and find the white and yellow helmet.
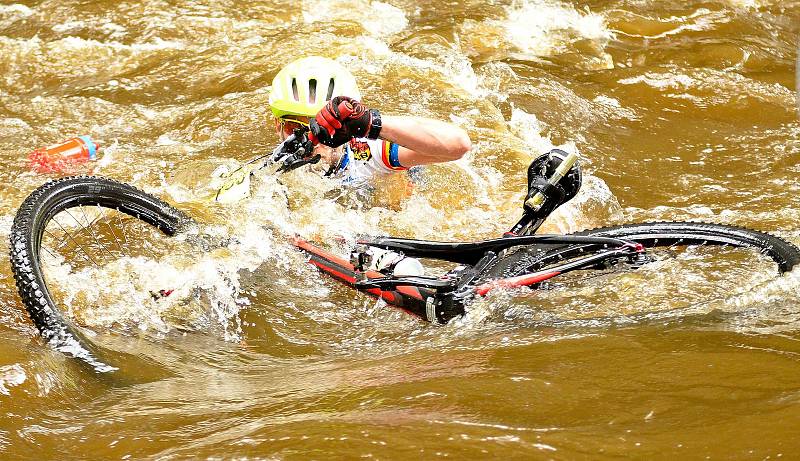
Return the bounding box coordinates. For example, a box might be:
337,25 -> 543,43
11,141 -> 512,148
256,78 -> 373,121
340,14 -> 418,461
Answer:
268,56 -> 361,119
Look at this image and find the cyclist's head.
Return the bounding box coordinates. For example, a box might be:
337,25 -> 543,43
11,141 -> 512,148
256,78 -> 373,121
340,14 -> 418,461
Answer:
268,56 -> 361,139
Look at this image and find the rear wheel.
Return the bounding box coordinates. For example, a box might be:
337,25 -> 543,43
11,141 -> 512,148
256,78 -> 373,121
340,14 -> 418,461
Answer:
9,176 -> 192,372
482,222 -> 800,314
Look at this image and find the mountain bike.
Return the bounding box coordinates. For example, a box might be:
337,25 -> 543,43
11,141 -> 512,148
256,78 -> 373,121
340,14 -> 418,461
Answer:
9,127 -> 800,372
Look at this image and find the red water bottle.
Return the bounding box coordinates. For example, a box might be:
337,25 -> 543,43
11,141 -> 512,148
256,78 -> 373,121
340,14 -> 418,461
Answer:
28,136 -> 99,173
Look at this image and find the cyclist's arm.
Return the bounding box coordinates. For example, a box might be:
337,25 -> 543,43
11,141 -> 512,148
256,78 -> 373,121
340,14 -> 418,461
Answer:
379,115 -> 471,167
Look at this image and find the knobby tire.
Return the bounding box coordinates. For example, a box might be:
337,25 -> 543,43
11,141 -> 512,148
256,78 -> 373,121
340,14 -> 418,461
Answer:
8,176 -> 190,373
485,222 -> 800,280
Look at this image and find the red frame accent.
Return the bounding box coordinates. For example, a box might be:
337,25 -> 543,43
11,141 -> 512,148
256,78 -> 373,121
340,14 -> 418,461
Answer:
291,236 -> 424,307
474,271 -> 561,296
293,235 -> 562,306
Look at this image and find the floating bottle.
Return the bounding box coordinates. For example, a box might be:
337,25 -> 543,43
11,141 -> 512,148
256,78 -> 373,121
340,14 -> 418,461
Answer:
28,136 -> 99,173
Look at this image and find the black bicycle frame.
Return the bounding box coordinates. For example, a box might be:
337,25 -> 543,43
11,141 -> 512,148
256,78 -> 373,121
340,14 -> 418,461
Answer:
288,147 -> 642,322
291,230 -> 644,323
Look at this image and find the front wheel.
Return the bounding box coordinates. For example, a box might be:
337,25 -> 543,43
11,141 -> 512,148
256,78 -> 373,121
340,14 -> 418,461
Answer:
9,176 -> 192,373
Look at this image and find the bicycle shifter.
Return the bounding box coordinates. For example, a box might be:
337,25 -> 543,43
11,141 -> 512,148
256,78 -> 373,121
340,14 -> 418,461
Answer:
272,126 -> 318,174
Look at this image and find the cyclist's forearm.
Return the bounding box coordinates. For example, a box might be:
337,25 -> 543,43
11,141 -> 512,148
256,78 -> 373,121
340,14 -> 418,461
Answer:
379,115 -> 471,165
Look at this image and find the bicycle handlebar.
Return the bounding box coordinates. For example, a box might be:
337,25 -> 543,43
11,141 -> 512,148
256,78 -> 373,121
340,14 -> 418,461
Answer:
214,127 -> 318,201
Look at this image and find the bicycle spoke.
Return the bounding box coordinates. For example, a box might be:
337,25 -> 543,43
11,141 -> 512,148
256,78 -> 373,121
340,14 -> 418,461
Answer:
44,229 -> 72,252
100,207 -> 125,254
122,214 -> 159,261
81,204 -> 102,227
51,217 -> 99,267
115,208 -> 130,248
38,239 -> 60,263
67,208 -> 116,261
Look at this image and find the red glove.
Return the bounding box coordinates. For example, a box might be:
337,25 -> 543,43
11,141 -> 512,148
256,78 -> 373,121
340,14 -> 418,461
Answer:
309,96 -> 382,147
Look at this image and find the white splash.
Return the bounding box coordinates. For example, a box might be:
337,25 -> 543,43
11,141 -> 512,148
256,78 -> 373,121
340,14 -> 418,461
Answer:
0,34 -> 187,57
507,108 -> 623,232
545,175 -> 624,234
361,48 -> 485,98
51,35 -> 187,53
94,139 -> 117,171
34,371 -> 58,397
619,72 -> 697,89
0,4 -> 32,16
479,0 -> 614,68
156,134 -> 180,146
724,0 -> 763,9
0,215 -> 12,239
508,109 -> 564,155
593,95 -> 639,121
52,20 -> 86,33
0,364 -> 26,395
302,0 -> 408,37
504,1 -> 611,51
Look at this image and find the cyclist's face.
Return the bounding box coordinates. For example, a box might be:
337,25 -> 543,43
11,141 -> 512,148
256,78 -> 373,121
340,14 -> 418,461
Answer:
274,116 -> 309,141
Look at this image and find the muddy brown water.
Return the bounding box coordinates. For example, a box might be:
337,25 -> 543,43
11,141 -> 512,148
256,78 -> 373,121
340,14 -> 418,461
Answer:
1,0 -> 800,459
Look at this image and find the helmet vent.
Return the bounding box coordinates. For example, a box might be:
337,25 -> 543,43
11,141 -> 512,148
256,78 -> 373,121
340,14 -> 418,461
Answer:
326,78 -> 335,100
308,79 -> 317,103
291,78 -> 299,101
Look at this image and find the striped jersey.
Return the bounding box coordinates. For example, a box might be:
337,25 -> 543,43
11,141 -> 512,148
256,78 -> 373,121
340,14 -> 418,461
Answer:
332,138 -> 406,185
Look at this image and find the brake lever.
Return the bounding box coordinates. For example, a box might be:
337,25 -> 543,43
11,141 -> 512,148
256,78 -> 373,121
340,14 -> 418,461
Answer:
276,153 -> 321,173
270,133 -> 298,164
214,126 -> 317,202
270,126 -> 318,175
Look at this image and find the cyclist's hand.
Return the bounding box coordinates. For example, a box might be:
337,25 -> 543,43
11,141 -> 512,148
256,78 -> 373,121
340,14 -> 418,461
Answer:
309,96 -> 380,147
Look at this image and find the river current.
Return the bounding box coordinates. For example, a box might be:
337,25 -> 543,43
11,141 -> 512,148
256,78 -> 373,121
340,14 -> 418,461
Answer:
1,0 -> 800,458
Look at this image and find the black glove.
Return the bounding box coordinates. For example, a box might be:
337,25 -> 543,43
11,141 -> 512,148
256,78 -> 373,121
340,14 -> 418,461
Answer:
309,96 -> 382,147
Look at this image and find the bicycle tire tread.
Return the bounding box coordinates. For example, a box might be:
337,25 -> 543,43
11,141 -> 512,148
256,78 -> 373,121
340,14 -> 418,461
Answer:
8,176 -> 191,373
485,221 -> 800,279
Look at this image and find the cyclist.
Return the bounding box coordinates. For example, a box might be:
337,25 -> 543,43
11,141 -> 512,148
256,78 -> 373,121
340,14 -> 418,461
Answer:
267,57 -> 572,274
268,56 -> 471,186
